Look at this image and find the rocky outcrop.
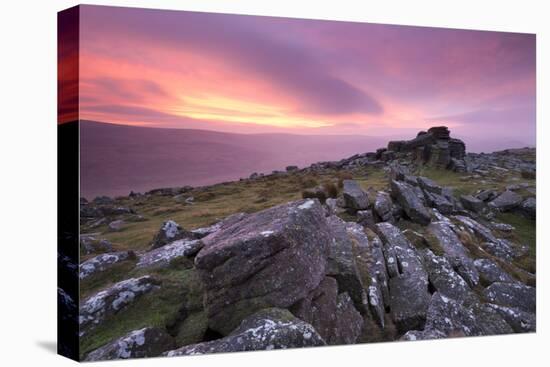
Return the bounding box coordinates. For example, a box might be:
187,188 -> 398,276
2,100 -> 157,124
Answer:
195,199 -> 331,335
84,328 -> 175,361
164,308 -> 325,356
486,304 -> 536,333
79,276 -> 160,336
80,235 -> 113,255
518,197 -> 536,219
460,195 -> 485,213
386,126 -> 466,171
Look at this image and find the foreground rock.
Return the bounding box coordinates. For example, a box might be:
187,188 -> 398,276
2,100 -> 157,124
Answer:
195,199 -> 331,335
79,276 -> 160,336
137,239 -> 203,269
85,328 -> 175,361
79,251 -> 134,280
164,308 -> 325,356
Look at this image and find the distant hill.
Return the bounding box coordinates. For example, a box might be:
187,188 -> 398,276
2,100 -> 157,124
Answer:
79,121 -> 387,198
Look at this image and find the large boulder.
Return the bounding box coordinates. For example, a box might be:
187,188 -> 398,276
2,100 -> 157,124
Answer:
375,223 -> 430,332
164,308 -> 325,356
80,251 -> 134,280
195,199 -> 331,335
482,282 -> 536,313
342,180 -> 369,210
488,190 -> 523,212
84,328 -> 175,361
426,221 -> 479,287
150,220 -> 191,249
79,276 -> 160,336
137,239 -> 203,269
390,180 -> 431,225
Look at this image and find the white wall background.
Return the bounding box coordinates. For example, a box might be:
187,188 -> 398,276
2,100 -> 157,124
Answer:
0,0 -> 547,366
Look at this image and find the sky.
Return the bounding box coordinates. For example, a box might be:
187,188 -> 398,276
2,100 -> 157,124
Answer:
63,5 -> 536,143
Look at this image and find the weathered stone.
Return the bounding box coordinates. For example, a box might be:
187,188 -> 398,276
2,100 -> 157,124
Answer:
476,189 -> 498,202
400,329 -> 446,341
424,293 -> 510,337
342,180 -> 369,210
483,282 -> 536,313
423,191 -> 454,214
151,220 -> 191,249
195,199 -> 331,335
426,221 -> 479,287
474,258 -> 516,285
421,250 -> 475,303
333,293 -> 364,344
356,209 -> 376,228
374,191 -> 394,222
290,277 -> 338,343
486,303 -> 536,333
79,276 -> 160,336
84,327 -> 175,361
481,240 -> 521,262
460,195 -> 485,213
286,165 -> 299,172
417,176 -> 442,195
326,216 -> 368,313
375,223 -> 430,331
390,180 -> 431,225
346,224 -> 389,326
108,219 -> 126,232
137,239 -> 203,269
80,251 -> 134,280
488,190 -> 523,211
80,235 -> 113,255
191,213 -> 248,239
518,197 -> 536,219
164,308 -> 325,356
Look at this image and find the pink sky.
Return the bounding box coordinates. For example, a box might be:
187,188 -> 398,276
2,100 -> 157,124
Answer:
75,5 -> 535,144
